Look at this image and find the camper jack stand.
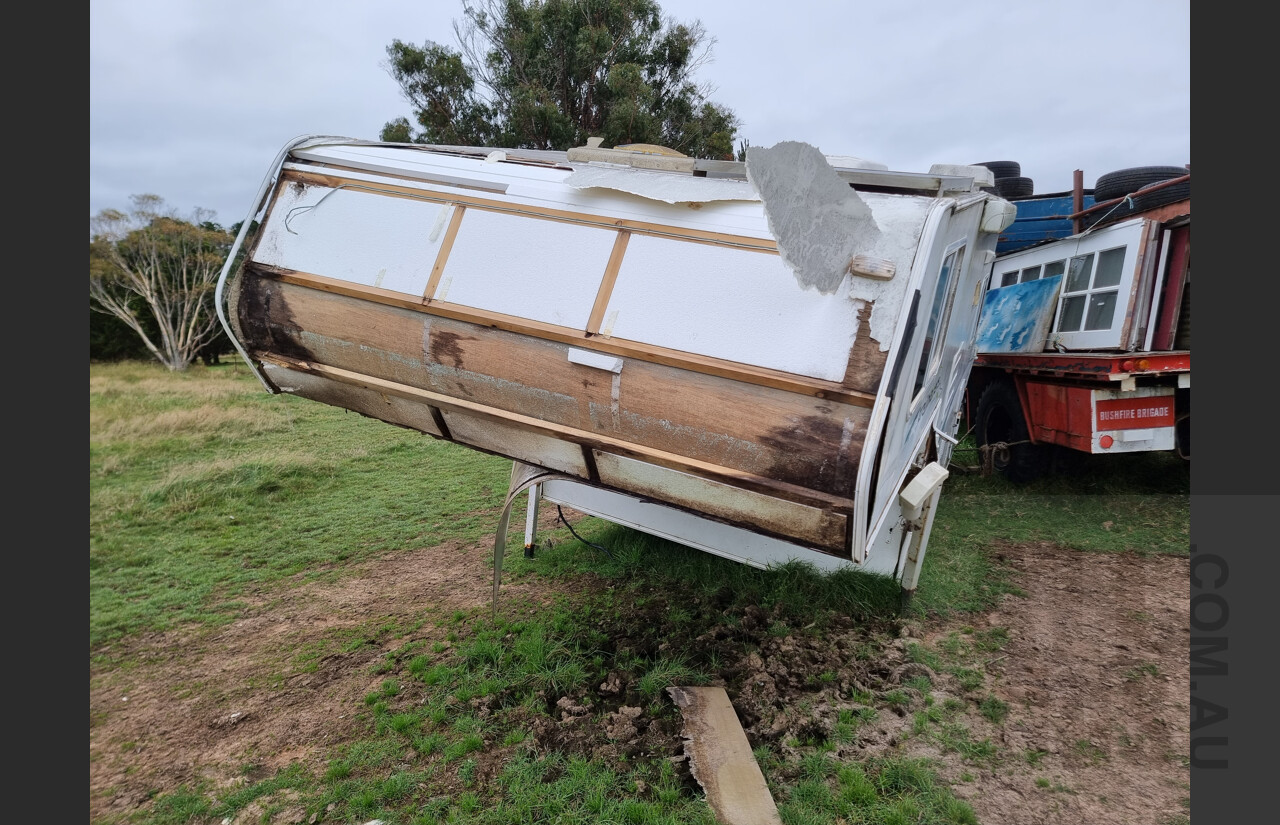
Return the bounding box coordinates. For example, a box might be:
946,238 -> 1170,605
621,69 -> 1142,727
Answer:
896,494 -> 940,617
896,463 -> 949,617
897,522 -> 923,617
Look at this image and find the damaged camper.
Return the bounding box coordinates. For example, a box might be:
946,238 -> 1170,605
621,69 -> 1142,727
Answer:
216,136 -> 1017,602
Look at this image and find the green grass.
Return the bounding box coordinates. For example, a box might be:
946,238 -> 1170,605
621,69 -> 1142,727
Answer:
937,438 -> 1189,552
1124,662 -> 1161,681
522,521 -> 906,627
910,442 -> 1187,619
769,757 -> 979,825
1073,739 -> 1109,766
90,361 -> 513,648
635,656 -> 710,701
978,694 -> 1009,724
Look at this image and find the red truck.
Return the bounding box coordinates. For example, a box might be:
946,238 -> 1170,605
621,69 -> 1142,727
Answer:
966,164 -> 1190,481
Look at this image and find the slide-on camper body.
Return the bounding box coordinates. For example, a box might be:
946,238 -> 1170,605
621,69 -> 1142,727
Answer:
217,136 -> 1017,599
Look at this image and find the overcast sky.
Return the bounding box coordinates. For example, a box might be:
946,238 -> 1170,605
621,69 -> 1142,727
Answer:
90,0 -> 1189,228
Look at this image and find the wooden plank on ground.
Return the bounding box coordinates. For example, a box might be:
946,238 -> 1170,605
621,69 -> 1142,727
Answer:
668,686 -> 782,825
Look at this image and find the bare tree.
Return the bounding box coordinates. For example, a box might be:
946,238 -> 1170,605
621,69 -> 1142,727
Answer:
90,194 -> 232,371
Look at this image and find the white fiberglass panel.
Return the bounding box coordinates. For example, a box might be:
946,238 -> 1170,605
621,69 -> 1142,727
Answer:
603,235 -> 861,381
438,210 -> 616,329
254,184 -> 450,296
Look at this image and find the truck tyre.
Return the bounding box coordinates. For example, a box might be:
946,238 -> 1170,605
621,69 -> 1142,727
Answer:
1132,178 -> 1191,212
973,160 -> 1021,179
994,176 -> 1034,198
975,381 -> 1046,483
1093,166 -> 1187,202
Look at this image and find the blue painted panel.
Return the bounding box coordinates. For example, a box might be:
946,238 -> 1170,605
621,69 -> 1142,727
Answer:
1004,218 -> 1077,236
996,194 -> 1096,255
1007,193 -> 1095,219
997,224 -> 1077,255
975,275 -> 1063,353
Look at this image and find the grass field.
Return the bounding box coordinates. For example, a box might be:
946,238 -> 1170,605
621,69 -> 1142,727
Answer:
90,360 -> 1190,824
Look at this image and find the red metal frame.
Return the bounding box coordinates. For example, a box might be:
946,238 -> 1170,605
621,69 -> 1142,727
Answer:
974,351 -> 1190,380
1021,381 -> 1094,451
972,181 -> 1190,457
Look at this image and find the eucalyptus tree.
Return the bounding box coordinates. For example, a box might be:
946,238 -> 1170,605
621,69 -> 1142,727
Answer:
381,0 -> 740,158
89,194 -> 233,370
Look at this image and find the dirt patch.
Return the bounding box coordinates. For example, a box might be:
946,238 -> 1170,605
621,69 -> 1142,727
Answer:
88,538 -> 561,822
948,541 -> 1191,825
89,535 -> 1190,825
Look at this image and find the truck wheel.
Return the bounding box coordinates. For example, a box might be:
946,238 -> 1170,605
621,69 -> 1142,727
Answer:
994,176 -> 1034,198
1132,178 -> 1191,212
975,381 -> 1046,483
1092,165 -> 1188,202
972,160 -> 1021,179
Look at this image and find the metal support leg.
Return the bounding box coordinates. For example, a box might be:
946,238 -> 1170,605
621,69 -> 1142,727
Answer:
897,487 -> 942,616
523,482 -> 541,558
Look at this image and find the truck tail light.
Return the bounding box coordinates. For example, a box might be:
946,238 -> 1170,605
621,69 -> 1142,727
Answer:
1100,435 -> 1114,449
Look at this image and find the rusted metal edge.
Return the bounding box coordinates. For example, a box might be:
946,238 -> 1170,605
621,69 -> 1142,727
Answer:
668,686 -> 782,825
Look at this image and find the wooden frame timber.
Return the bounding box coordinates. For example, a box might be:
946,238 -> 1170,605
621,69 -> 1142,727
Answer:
257,353 -> 856,515
587,230 -> 630,335
423,204 -> 465,301
249,263 -> 877,408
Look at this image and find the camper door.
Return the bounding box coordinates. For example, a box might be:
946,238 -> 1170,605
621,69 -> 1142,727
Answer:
866,200 -> 986,556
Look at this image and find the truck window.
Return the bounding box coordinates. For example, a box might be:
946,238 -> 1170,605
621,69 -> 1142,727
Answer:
912,247 -> 964,399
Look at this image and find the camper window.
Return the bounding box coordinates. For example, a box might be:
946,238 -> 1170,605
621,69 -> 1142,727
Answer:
912,246 -> 964,399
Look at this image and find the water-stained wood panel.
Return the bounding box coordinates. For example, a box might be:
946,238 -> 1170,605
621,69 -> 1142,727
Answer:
233,271 -> 869,499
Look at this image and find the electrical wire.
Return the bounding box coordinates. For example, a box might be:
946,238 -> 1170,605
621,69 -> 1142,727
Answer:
556,505 -> 615,560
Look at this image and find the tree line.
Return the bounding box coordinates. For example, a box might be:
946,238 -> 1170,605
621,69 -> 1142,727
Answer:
91,0 -> 741,369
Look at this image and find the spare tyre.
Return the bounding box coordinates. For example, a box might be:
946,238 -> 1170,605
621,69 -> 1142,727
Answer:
994,176 -> 1034,198
1093,165 -> 1188,202
973,160 -> 1021,179
1132,178 -> 1191,211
